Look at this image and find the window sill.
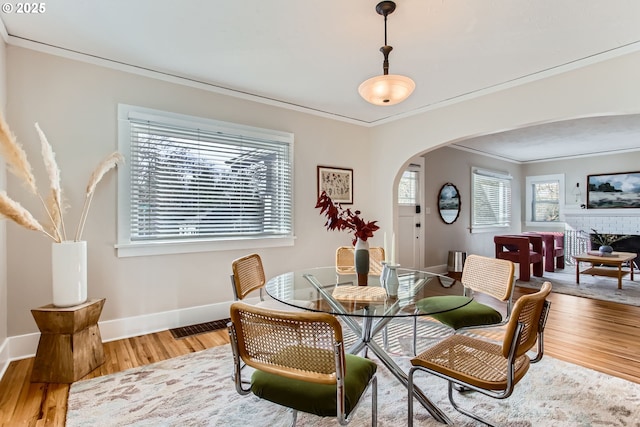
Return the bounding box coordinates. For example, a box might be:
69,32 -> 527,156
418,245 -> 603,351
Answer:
525,221 -> 565,228
469,226 -> 510,234
115,236 -> 295,258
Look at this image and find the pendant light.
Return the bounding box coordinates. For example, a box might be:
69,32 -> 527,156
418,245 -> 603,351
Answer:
358,1 -> 415,106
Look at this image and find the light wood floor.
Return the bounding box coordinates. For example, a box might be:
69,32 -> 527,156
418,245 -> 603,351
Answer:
0,287 -> 639,426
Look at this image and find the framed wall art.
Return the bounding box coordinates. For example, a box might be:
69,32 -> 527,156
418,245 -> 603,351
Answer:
587,171 -> 640,209
317,166 -> 353,204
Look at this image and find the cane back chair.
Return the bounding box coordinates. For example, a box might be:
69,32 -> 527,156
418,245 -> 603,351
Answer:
228,302 -> 378,426
408,281 -> 552,426
336,246 -> 386,275
412,254 -> 516,355
231,253 -> 312,310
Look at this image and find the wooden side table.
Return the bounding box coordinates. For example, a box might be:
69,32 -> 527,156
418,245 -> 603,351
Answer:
30,298 -> 105,383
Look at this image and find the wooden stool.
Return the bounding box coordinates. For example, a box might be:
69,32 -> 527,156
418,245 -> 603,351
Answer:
30,298 -> 105,383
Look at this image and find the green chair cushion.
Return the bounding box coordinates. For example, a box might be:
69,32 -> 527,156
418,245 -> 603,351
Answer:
250,353 -> 377,417
415,295 -> 472,315
417,296 -> 502,330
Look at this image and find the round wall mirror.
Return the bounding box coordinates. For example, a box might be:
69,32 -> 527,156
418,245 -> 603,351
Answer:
438,182 -> 460,224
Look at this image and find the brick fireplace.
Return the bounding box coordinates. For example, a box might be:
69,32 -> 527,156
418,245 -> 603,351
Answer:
564,207 -> 640,269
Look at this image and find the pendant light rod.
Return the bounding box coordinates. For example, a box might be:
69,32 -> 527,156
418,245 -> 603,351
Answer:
377,1 -> 395,75
377,1 -> 395,44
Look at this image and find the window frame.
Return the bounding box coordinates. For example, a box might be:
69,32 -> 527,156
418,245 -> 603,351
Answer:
525,173 -> 564,227
116,104 -> 295,257
398,167 -> 420,206
470,167 -> 512,233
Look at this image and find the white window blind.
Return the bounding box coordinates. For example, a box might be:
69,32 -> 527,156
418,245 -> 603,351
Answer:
471,167 -> 512,230
118,105 -> 293,254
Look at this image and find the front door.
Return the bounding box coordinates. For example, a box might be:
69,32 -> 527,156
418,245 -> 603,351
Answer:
397,161 -> 424,269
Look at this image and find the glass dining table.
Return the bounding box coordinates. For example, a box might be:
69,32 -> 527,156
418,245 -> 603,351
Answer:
265,266 -> 472,424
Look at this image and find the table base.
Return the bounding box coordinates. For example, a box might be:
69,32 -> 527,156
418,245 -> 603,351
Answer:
343,309 -> 452,425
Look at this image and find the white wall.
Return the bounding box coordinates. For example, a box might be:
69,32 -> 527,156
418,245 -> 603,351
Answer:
369,51 -> 640,238
416,146 -> 640,267
0,36 -> 8,368
521,150 -> 640,210
5,47 -> 377,337
421,146 -> 522,266
3,45 -> 640,357
523,151 -> 640,236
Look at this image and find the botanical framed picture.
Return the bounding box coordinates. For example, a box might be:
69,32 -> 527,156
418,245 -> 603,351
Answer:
317,166 -> 353,204
587,171 -> 640,209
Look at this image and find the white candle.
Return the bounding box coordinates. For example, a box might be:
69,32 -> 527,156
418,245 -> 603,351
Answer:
391,233 -> 396,265
383,232 -> 388,262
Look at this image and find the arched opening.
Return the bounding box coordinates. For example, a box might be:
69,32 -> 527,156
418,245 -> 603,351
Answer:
393,114 -> 640,270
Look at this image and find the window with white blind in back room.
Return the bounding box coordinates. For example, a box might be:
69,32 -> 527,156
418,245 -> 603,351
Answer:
471,167 -> 512,231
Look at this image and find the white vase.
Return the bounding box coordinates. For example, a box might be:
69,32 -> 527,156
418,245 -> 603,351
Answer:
385,264 -> 400,297
52,241 -> 88,307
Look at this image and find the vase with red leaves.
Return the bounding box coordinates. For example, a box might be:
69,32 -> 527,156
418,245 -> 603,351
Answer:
315,191 -> 379,285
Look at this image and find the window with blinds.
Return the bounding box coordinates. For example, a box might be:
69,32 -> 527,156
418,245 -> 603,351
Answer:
117,104 -> 293,256
471,167 -> 512,231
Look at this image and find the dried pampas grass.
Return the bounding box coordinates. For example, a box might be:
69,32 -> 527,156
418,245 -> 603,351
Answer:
75,152 -> 125,241
0,191 -> 55,240
0,114 -> 38,195
85,152 -> 125,197
0,114 -> 123,243
36,122 -> 65,241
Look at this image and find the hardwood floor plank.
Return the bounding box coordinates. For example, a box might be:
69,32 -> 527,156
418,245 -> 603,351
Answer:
0,359 -> 31,423
40,383 -> 67,427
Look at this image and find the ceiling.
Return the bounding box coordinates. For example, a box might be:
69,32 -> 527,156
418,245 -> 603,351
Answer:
2,0 -> 640,162
451,114 -> 640,163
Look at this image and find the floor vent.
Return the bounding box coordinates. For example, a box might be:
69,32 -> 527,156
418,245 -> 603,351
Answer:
169,318 -> 230,339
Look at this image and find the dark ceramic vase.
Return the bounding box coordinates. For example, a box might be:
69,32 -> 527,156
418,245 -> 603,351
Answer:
354,238 -> 370,285
599,245 -> 613,254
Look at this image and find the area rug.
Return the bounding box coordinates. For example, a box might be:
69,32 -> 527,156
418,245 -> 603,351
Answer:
67,344 -> 640,426
516,268 -> 640,307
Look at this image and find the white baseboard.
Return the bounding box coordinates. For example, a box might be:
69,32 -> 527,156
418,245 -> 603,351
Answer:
0,338 -> 9,381
432,264 -> 448,274
2,300 -> 234,367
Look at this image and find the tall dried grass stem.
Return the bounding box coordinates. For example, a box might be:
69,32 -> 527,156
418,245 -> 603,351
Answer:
36,123 -> 66,241
75,152 -> 124,241
0,114 -> 38,195
46,192 -> 63,241
0,191 -> 56,241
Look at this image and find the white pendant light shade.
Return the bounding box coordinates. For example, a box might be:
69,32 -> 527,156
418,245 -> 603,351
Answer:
358,74 -> 415,106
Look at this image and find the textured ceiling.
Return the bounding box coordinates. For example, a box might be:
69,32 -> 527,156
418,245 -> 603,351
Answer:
452,115 -> 640,163
2,0 -> 640,161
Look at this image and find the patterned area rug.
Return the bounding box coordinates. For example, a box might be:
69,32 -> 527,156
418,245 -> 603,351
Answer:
67,329 -> 640,426
517,267 -> 640,306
